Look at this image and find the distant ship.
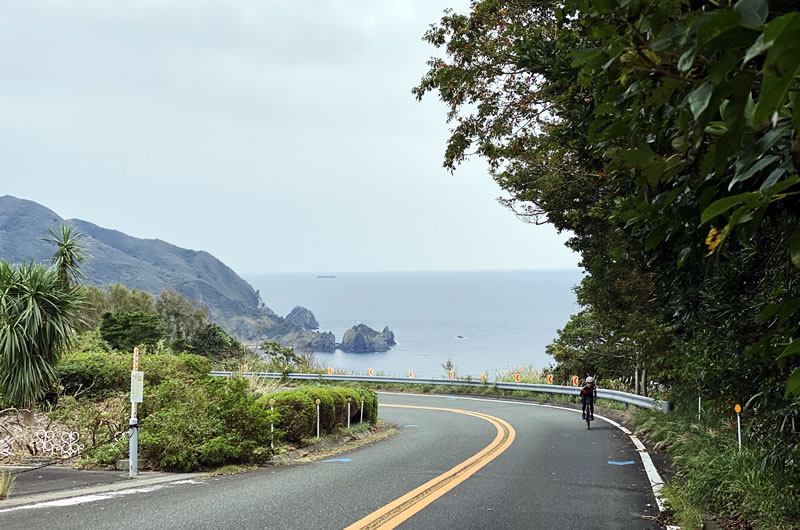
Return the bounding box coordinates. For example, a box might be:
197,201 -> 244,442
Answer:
316,275 -> 337,279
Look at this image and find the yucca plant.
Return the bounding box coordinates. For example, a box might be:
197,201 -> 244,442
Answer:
0,260 -> 83,424
42,224 -> 87,288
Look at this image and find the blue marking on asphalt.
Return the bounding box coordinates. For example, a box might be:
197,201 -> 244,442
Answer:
403,424 -> 418,427
447,397 -> 458,400
608,460 -> 635,466
321,458 -> 352,463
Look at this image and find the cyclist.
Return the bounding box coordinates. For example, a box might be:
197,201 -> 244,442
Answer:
581,376 -> 597,421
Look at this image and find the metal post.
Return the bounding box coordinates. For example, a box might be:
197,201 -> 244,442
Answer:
737,413 -> 742,449
347,398 -> 351,429
129,404 -> 138,478
698,395 -> 702,421
315,399 -> 320,438
129,347 -> 140,478
269,398 -> 275,450
360,397 -> 364,424
735,404 -> 742,449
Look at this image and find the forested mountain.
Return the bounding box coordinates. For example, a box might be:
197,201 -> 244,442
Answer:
0,195 -> 276,339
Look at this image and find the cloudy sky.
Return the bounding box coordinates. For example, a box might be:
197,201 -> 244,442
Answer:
1,1 -> 579,273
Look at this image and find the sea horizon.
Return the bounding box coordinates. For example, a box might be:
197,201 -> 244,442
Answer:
245,269 -> 583,378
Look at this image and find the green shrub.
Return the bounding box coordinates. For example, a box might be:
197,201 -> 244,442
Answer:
357,388 -> 378,425
259,390 -> 316,444
57,352 -> 212,399
138,353 -> 212,386
634,410 -> 800,529
57,352 -> 129,398
297,387 -> 336,432
100,311 -> 166,352
340,388 -> 364,425
138,378 -> 276,471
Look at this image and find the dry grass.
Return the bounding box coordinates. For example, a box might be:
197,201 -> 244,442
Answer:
242,375 -> 284,397
0,470 -> 15,500
494,364 -> 545,383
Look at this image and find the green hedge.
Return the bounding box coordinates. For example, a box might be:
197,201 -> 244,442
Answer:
258,390 -> 316,444
57,352 -> 212,398
138,378 -> 277,471
297,387 -> 336,432
260,386 -> 378,443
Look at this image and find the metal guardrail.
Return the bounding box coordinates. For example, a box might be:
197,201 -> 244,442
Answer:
209,371 -> 670,413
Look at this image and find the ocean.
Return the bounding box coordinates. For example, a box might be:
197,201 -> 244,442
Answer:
244,270 -> 583,379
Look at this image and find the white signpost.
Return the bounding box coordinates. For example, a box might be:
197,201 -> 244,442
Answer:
129,347 -> 143,478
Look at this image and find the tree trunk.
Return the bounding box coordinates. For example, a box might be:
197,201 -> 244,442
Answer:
634,364 -> 639,394
23,397 -> 36,426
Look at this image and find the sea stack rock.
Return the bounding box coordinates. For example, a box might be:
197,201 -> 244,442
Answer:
285,306 -> 320,330
340,324 -> 396,353
382,326 -> 396,346
277,330 -> 335,352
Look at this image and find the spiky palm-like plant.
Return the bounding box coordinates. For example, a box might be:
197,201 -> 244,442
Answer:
42,224 -> 87,287
0,261 -> 83,423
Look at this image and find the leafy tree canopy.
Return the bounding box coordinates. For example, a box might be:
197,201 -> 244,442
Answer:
99,311 -> 166,353
416,0 -> 800,406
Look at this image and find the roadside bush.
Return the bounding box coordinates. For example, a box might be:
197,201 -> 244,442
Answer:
357,388 -> 378,425
138,378 -> 276,471
297,386 -> 336,432
57,352 -> 211,399
326,388 -> 351,428
634,410 -> 800,529
139,353 -> 211,386
49,394 -> 129,448
340,388 -> 364,425
259,390 -> 316,444
57,352 -> 129,398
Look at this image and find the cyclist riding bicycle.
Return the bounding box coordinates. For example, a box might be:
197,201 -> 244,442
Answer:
581,376 -> 597,421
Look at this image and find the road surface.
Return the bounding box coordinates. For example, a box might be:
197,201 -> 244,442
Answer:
0,393 -> 663,529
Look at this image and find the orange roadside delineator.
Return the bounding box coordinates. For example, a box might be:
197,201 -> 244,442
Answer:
327,367 -> 333,375
408,370 -> 414,378
449,370 -> 455,379
481,373 -> 487,382
546,374 -> 553,384
368,368 -> 374,376
514,373 -> 521,383
572,376 -> 580,386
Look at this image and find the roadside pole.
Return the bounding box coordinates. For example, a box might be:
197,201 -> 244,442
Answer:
315,399 -> 321,439
360,396 -> 364,424
735,404 -> 742,449
129,347 -> 144,478
269,398 -> 276,450
347,398 -> 351,429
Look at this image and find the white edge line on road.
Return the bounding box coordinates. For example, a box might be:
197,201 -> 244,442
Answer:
0,480 -> 202,514
378,392 -> 670,514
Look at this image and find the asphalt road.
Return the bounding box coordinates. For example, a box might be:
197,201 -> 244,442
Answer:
0,393 -> 663,529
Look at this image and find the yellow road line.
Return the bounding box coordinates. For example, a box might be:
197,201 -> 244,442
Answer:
344,404 -> 516,530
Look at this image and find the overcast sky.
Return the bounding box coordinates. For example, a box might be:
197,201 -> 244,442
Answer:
1,1 -> 580,274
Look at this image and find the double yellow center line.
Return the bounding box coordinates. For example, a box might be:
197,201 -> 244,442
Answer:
344,404 -> 516,530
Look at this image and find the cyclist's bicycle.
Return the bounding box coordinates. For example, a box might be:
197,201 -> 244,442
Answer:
583,401 -> 594,430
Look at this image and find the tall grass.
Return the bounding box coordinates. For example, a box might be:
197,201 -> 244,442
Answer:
0,470 -> 14,500
634,410 -> 800,529
495,364 -> 544,383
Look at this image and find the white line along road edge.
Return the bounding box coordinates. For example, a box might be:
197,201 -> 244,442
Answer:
378,392 -> 671,516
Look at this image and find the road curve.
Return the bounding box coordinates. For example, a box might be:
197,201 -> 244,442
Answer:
0,392 -> 664,529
